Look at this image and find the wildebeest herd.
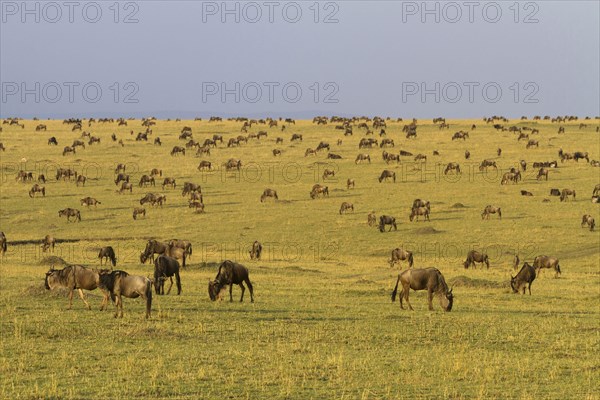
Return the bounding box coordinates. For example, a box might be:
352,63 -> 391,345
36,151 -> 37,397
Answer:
0,115 -> 598,317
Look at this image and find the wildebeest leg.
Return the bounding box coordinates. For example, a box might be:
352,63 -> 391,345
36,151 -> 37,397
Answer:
68,289 -> 74,309
245,278 -> 254,302
427,290 -> 434,311
77,289 -> 91,310
239,283 -> 245,302
166,276 -> 173,295
229,284 -> 234,302
99,290 -> 109,311
175,271 -> 181,295
404,289 -> 413,311
528,282 -> 532,295
399,289 -> 405,309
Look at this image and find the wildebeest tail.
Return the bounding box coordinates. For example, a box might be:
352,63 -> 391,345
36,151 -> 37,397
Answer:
556,263 -> 561,275
2,240 -> 7,253
408,252 -> 414,268
391,275 -> 401,302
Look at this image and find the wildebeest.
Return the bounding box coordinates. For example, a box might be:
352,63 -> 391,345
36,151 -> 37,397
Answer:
98,246 -> 117,267
526,139 -> 539,148
114,173 -> 129,186
389,248 -> 414,268
118,182 -> 133,194
391,268 -> 453,311
355,154 -> 371,164
378,170 -> 396,183
444,162 -> 461,175
379,215 -> 397,232
154,137 -> 162,145
310,184 -> 329,199
37,174 -> 46,183
409,206 -> 430,222
139,175 -> 155,187
208,260 -> 254,302
272,149 -> 282,156
132,207 -> 146,220
153,255 -> 181,295
260,188 -> 278,202
347,178 -> 355,189
197,161 -> 212,171
581,214 -> 595,231
249,241 -> 262,260
48,137 -> 58,145
412,199 -> 430,211
169,239 -> 193,259
573,151 -> 589,162
150,168 -> 162,177
452,131 -> 469,140
291,133 -> 303,142
225,158 -> 242,171
481,205 -> 501,220
511,262 -> 536,295
537,168 -> 549,180
41,234 -> 55,252
549,188 -> 561,197
75,175 -> 87,187
162,177 -> 176,189
28,184 -> 45,197
0,232 -> 7,255
339,202 -> 354,214
501,171 -> 521,185
593,184 -> 600,197
479,159 -> 497,171
181,182 -> 201,197
532,255 -> 561,278
463,250 -> 490,269
80,197 -> 101,207
45,265 -> 110,310
58,208 -> 81,222
62,146 -> 76,156
560,189 -> 576,202
322,169 -> 335,179
327,153 -> 342,159
513,254 -> 520,270
97,270 -> 152,318
521,190 -> 533,196
171,146 -> 185,156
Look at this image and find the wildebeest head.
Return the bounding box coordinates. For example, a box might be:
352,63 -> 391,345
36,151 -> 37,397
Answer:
208,280 -> 223,301
44,268 -> 55,290
442,288 -> 453,311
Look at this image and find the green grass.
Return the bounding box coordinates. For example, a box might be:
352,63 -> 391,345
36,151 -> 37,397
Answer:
0,118 -> 599,399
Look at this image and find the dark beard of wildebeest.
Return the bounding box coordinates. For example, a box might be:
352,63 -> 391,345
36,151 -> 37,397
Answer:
153,255 -> 181,295
208,260 -> 254,302
249,241 -> 262,260
379,215 -> 397,232
98,246 -> 117,267
389,248 -> 414,268
511,262 -> 536,295
533,255 -> 561,278
45,265 -> 110,310
391,268 -> 453,311
97,270 -> 152,318
463,250 -> 490,269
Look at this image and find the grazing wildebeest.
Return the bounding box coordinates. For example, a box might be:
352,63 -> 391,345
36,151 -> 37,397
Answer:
316,141 -> 330,151
463,250 -> 490,269
379,215 -> 397,232
389,248 -> 414,268
517,132 -> 529,141
41,234 -> 55,252
549,188 -> 561,197
260,188 -> 278,202
560,189 -> 576,202
513,254 -> 520,270
133,207 -> 146,220
118,182 -> 133,194
339,202 -> 354,214
28,184 -> 45,197
520,160 -> 527,171
355,154 -> 371,164
479,159 -> 497,171
501,171 -> 521,185
291,133 -> 303,142
0,232 -> 7,255
75,175 -> 87,187
481,205 -> 501,220
37,174 -> 46,183
45,265 -> 110,310
409,206 -> 430,222
573,152 -> 589,162
150,168 -> 162,177
115,163 -> 126,174
414,153 -> 427,162
62,146 -> 76,156
452,131 -> 469,140
88,136 -> 100,146
182,182 -> 201,197
48,137 -> 58,145
72,139 -> 85,149
380,138 -> 395,147
521,190 -> 533,196
97,270 -> 152,318
322,169 -> 335,179
305,148 -> 316,157
249,241 -> 262,260
379,170 -> 396,183
526,139 -> 539,149
197,161 -> 212,171
464,150 -> 471,160
162,177 -> 176,189
275,137 -> 284,144
593,184 -> 600,197
511,262 -> 536,295
153,255 -> 181,295
310,184 -> 329,199
533,255 -> 561,278
581,214 -> 595,231
391,268 -> 453,311
412,199 -> 430,211
444,162 -> 461,175
208,260 -> 254,302
154,137 -> 162,146
171,146 -> 185,156
139,175 -> 155,187
272,149 -> 282,156
347,178 -> 355,189
497,148 -> 502,156
327,153 -> 342,159
114,173 -> 129,186
225,158 -> 242,171
169,239 -> 192,258
98,246 -> 117,267
58,208 -> 81,222
80,197 -> 101,207
537,168 -> 549,180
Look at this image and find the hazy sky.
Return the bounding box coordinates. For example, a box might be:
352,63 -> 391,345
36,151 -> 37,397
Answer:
1,1 -> 598,118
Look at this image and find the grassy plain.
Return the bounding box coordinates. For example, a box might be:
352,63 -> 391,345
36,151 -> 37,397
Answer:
0,117 -> 599,399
